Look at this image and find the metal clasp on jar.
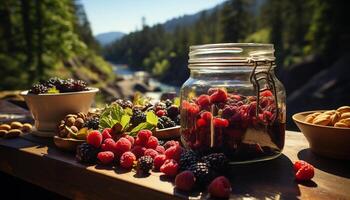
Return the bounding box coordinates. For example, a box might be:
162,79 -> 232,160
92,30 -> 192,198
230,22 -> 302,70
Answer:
248,59 -> 279,123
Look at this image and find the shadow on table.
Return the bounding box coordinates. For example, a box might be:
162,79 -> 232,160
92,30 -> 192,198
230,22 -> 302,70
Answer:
297,148 -> 350,178
227,154 -> 301,199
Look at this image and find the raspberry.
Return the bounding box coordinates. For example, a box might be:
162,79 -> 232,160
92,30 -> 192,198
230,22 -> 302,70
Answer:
213,118 -> 229,128
163,140 -> 179,150
146,136 -> 159,149
102,128 -> 112,141
175,171 -> 195,192
231,94 -> 241,101
120,151 -> 136,169
165,145 -> 183,162
260,90 -> 273,97
124,135 -> 135,145
153,154 -> 167,170
208,176 -> 232,198
201,111 -> 213,121
209,88 -> 228,103
182,101 -> 199,115
131,145 -> 146,158
115,137 -> 132,156
295,164 -> 314,181
144,148 -> 159,159
160,159 -> 179,177
156,110 -> 167,117
137,130 -> 152,143
97,151 -> 115,165
155,145 -> 165,154
196,94 -> 211,108
87,130 -> 103,148
197,118 -> 207,127
101,138 -> 116,153
135,137 -> 147,147
294,160 -> 309,172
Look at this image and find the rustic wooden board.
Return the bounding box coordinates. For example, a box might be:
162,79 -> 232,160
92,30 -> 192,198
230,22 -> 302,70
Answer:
0,131 -> 349,200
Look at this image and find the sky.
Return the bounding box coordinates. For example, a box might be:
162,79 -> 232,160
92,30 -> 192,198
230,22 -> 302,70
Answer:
81,0 -> 226,35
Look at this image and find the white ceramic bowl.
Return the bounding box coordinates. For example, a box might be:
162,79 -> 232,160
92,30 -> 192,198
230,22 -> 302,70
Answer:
21,88 -> 99,137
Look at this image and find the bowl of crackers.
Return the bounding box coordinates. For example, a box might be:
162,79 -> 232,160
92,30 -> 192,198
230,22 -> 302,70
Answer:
292,106 -> 350,160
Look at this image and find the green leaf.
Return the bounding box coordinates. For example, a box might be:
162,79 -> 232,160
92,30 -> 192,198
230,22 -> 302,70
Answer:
120,114 -> 131,130
174,97 -> 180,107
99,104 -> 124,130
110,104 -> 124,122
146,111 -> 158,125
129,122 -> 155,136
47,86 -> 60,94
124,107 -> 133,116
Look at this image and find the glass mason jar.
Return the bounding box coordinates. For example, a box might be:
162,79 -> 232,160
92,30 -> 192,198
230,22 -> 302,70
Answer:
180,43 -> 286,164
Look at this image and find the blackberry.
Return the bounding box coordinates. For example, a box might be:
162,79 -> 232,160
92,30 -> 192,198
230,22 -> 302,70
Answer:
29,84 -> 48,94
131,109 -> 146,126
84,117 -> 99,130
114,99 -> 133,109
60,78 -> 74,92
72,79 -> 88,91
164,99 -> 172,108
137,156 -> 153,174
76,143 -> 98,163
46,77 -> 64,88
189,162 -> 216,186
174,116 -> 180,125
202,153 -> 228,172
157,116 -> 176,129
179,150 -> 199,171
166,105 -> 179,120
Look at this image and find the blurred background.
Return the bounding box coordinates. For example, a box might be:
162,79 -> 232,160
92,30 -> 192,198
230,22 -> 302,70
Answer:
0,0 -> 349,129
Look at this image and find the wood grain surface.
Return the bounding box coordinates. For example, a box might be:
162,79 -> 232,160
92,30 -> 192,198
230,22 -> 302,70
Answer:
0,131 -> 349,200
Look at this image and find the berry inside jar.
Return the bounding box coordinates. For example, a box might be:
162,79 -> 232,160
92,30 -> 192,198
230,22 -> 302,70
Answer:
180,87 -> 285,164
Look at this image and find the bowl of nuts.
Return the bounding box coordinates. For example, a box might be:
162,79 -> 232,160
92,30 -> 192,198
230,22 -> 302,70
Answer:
293,106 -> 350,160
20,78 -> 98,137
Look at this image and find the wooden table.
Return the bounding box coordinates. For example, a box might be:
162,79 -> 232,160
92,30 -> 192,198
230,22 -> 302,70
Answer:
0,131 -> 349,200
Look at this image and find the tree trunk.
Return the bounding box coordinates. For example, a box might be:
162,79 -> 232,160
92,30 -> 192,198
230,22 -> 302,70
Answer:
35,0 -> 43,80
20,0 -> 34,78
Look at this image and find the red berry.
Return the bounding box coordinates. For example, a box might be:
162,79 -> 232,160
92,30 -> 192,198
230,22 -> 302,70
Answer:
295,164 -> 314,181
182,100 -> 199,115
160,159 -> 179,177
87,130 -> 103,148
144,148 -> 159,159
208,176 -> 232,198
146,136 -> 159,149
175,171 -> 195,192
165,145 -> 183,161
153,154 -> 167,170
101,138 -> 116,152
208,88 -> 218,95
260,90 -> 273,97
213,118 -> 229,128
201,111 -> 213,121
294,160 -> 309,172
115,137 -> 132,155
210,88 -> 228,103
137,130 -> 152,143
196,94 -> 211,108
196,118 -> 207,127
163,140 -> 179,150
131,145 -> 146,159
135,137 -> 147,147
102,128 -> 112,141
231,94 -> 241,101
156,110 -> 167,117
124,135 -> 135,145
155,145 -> 165,154
97,151 -> 114,165
120,151 -> 136,169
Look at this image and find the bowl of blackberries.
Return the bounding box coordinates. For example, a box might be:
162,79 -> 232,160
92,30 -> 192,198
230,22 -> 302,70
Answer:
21,77 -> 98,136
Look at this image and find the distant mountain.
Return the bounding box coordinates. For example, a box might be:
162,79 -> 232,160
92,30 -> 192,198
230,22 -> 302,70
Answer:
95,31 -> 125,46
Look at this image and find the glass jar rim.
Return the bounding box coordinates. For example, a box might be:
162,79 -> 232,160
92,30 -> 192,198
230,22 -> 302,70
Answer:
189,43 -> 275,65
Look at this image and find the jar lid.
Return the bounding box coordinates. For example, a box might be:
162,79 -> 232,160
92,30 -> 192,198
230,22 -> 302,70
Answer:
189,43 -> 275,65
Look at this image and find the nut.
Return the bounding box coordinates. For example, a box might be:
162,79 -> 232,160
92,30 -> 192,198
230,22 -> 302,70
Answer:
337,106 -> 350,114
339,118 -> 350,126
324,110 -> 336,115
305,114 -> 316,123
66,117 -> 76,127
70,126 -> 78,133
0,124 -> 11,131
0,130 -> 8,137
312,114 -> 331,126
4,129 -> 22,138
74,118 -> 84,129
334,122 -> 349,128
22,123 -> 33,132
10,121 -> 23,129
330,113 -> 341,125
77,112 -> 87,120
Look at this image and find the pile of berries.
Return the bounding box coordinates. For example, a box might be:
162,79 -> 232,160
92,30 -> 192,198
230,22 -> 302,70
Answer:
29,77 -> 89,94
181,87 -> 284,162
